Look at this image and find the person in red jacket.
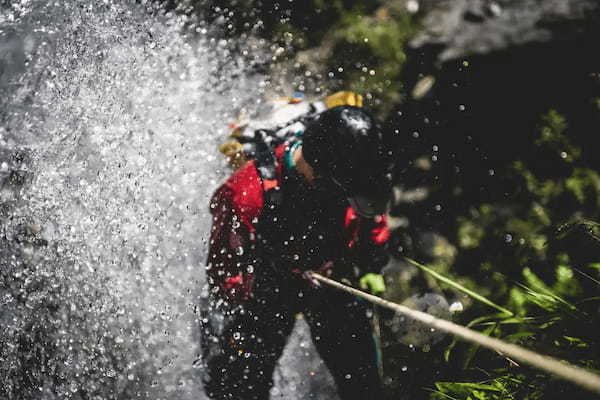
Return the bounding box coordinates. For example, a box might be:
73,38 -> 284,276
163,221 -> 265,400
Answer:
201,106 -> 394,400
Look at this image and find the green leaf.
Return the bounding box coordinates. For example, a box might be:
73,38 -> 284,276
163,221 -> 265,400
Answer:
404,257 -> 514,316
522,268 -> 579,312
434,382 -> 502,397
562,335 -> 590,348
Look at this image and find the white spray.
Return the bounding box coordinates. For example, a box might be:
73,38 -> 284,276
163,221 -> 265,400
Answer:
1,0 -> 260,398
1,1 -> 337,399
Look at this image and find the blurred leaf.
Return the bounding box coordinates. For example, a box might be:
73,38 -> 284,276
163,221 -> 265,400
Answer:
522,268 -> 579,312
405,257 -> 514,316
562,336 -> 589,348
458,218 -> 485,249
433,381 -> 502,399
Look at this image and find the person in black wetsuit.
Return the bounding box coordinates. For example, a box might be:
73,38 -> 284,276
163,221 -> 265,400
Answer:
201,106 -> 394,399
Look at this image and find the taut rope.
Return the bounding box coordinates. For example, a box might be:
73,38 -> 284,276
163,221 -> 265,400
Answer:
310,272 -> 600,395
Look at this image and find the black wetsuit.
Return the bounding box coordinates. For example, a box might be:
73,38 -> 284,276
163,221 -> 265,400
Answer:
201,144 -> 388,400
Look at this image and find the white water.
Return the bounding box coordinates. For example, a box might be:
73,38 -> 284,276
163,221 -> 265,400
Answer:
1,1 -> 338,399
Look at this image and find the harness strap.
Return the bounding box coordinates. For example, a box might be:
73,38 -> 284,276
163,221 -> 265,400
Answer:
253,129 -> 290,209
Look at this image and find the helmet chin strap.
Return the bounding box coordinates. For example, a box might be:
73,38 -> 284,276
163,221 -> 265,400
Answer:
347,197 -> 376,218
329,176 -> 376,218
293,145 -> 316,183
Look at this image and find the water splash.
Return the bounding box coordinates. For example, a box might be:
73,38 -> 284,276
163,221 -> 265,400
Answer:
1,1 -> 260,398
1,1 -> 340,399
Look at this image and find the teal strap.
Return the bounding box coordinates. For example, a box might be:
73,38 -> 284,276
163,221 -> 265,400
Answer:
284,140 -> 302,171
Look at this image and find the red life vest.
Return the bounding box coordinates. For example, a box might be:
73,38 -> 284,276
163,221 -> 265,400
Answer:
207,143 -> 389,301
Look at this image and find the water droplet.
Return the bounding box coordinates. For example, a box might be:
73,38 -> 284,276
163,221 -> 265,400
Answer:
406,0 -> 419,13
449,301 -> 464,313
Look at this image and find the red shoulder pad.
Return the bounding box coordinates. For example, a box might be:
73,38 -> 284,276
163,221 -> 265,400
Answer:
224,160 -> 264,232
344,207 -> 390,246
371,215 -> 390,245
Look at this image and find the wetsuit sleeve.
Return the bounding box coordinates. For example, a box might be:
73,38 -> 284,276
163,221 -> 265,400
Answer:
206,185 -> 255,302
345,208 -> 390,273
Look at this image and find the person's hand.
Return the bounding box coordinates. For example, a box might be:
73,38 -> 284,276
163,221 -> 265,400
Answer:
222,273 -> 254,302
359,273 -> 386,296
293,261 -> 334,288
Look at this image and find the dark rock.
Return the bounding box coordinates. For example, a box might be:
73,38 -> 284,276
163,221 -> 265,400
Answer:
411,0 -> 600,63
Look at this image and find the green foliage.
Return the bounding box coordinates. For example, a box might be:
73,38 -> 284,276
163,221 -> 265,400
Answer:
191,0 -> 418,114
432,109 -> 600,399
431,381 -> 506,400
535,110 -> 581,163
405,257 -> 514,316
328,7 -> 417,111
457,217 -> 485,249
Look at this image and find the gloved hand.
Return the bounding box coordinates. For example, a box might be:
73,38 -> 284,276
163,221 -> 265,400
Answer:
222,273 -> 254,302
292,261 -> 334,288
359,273 -> 386,296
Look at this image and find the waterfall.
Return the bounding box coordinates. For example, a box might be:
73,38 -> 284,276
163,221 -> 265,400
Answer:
1,1 -> 337,398
1,1 -> 254,398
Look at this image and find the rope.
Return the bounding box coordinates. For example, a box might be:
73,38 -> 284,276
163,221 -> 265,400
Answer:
309,272 -> 600,395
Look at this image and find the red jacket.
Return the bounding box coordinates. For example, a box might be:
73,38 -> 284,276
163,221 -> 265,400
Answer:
206,145 -> 390,301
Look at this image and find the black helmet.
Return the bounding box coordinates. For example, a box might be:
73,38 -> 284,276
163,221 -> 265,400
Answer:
302,106 -> 394,217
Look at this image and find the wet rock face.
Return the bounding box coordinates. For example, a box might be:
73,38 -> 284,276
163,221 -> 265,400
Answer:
412,0 -> 600,62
